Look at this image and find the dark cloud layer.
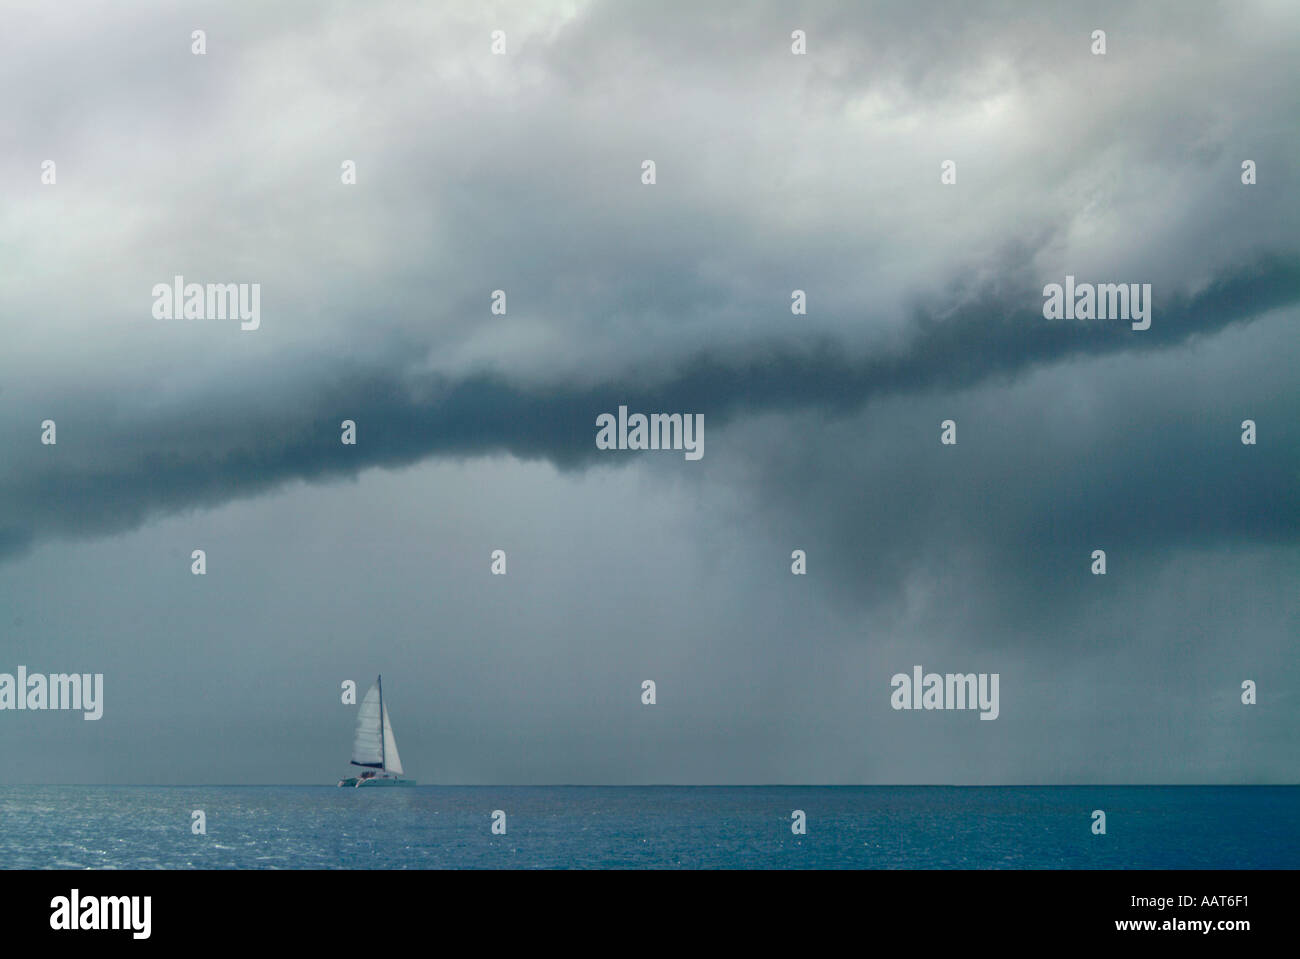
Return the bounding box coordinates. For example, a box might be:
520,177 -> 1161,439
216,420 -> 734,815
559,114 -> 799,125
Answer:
4,253 -> 1296,561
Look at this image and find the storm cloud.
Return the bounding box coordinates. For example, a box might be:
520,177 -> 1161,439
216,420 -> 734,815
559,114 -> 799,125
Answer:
0,0 -> 1296,784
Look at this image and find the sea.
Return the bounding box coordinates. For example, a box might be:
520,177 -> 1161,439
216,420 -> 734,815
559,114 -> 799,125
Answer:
1,785 -> 1296,869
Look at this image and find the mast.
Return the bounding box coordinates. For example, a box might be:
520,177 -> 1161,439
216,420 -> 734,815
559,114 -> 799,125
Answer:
378,674 -> 386,772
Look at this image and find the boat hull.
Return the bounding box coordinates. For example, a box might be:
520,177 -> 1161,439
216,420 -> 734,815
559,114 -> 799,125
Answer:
337,777 -> 416,787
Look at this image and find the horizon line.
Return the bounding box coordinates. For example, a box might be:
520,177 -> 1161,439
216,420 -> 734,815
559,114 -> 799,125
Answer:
3,782 -> 1296,788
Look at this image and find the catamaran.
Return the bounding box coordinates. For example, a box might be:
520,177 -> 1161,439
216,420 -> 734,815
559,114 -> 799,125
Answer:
337,675 -> 416,787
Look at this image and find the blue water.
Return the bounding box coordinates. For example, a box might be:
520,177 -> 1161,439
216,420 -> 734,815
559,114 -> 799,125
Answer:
1,786 -> 1295,869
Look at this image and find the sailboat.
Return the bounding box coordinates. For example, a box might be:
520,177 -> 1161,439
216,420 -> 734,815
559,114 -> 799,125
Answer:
337,675 -> 416,787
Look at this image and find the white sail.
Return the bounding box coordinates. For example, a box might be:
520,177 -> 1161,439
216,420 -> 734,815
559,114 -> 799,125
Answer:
381,703 -> 404,775
351,683 -> 384,768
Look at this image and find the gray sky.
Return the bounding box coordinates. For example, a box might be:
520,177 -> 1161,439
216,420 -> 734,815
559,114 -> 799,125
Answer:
0,0 -> 1296,784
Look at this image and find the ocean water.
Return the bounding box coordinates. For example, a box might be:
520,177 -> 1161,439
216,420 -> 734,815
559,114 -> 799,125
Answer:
1,785 -> 1295,869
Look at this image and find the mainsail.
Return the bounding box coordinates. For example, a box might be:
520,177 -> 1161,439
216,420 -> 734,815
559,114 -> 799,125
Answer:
351,682 -> 385,768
